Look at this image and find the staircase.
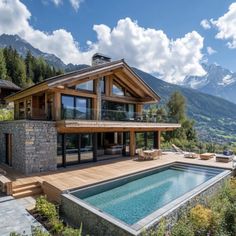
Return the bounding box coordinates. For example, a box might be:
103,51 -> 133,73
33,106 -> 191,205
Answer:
12,181 -> 43,199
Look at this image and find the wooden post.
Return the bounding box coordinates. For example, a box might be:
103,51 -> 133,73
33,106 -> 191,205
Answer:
54,92 -> 61,121
93,133 -> 98,162
154,131 -> 161,149
129,131 -> 135,157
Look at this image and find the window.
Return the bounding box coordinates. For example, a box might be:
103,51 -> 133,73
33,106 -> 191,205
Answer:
75,80 -> 94,91
61,95 -> 74,119
112,82 -> 125,96
100,77 -> 105,94
75,97 -> 92,120
61,95 -> 92,120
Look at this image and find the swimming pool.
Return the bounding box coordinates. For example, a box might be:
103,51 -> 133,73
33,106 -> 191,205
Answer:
62,163 -> 231,236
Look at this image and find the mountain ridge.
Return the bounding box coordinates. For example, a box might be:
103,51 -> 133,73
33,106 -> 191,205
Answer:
1,34 -> 236,143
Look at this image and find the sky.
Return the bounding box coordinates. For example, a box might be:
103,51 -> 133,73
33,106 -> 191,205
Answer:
0,0 -> 236,83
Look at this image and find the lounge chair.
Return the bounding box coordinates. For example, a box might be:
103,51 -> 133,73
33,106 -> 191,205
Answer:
172,144 -> 198,158
215,154 -> 234,163
184,152 -> 199,159
200,153 -> 215,160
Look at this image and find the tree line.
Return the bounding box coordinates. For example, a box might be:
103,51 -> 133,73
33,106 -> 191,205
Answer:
0,47 -> 63,88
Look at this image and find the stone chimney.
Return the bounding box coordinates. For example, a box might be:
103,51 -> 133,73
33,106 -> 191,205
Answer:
92,53 -> 111,66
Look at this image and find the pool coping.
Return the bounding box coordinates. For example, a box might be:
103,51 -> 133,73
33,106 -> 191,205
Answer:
62,162 -> 232,235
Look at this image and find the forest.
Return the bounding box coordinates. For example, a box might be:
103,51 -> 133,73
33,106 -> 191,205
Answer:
0,47 -> 63,88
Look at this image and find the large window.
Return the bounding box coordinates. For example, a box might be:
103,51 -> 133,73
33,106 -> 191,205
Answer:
112,82 -> 125,96
75,80 -> 94,91
102,101 -> 135,121
61,96 -> 74,119
61,95 -> 92,120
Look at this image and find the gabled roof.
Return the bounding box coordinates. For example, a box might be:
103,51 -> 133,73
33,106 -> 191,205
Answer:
6,59 -> 161,103
0,79 -> 21,91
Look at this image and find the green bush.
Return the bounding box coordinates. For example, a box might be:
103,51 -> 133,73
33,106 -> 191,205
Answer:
62,224 -> 82,236
171,218 -> 194,236
36,196 -> 57,221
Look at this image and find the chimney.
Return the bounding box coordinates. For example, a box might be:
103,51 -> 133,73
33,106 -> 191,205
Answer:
92,53 -> 111,66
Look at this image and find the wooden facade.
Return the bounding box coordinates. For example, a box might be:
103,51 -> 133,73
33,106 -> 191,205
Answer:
6,59 -> 180,164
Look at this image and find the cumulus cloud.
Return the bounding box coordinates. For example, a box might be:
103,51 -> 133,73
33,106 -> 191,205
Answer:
207,46 -> 217,55
0,0 -> 206,84
93,18 -> 206,83
212,2 -> 236,48
200,19 -> 211,29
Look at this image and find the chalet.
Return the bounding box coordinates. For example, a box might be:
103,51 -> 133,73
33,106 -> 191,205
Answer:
0,79 -> 21,105
0,54 -> 180,174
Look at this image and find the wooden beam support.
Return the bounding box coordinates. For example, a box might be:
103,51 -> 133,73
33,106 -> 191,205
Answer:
129,131 -> 135,157
50,88 -> 97,99
54,92 -> 61,121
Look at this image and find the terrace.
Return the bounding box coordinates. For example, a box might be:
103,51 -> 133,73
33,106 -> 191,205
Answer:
0,152 -> 233,203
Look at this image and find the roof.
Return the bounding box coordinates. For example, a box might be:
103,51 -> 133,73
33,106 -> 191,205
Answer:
0,79 -> 21,90
6,59 -> 161,102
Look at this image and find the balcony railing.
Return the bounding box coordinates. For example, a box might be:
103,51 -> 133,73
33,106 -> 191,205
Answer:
61,107 -> 178,123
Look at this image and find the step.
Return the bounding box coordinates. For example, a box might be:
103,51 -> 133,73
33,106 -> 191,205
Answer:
12,184 -> 42,194
12,182 -> 41,189
13,188 -> 43,199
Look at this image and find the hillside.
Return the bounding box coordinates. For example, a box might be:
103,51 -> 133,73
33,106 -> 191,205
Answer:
182,63 -> 236,104
133,68 -> 236,143
1,34 -> 236,143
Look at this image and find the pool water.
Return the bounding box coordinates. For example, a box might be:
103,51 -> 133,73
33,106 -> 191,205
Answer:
74,165 -> 222,225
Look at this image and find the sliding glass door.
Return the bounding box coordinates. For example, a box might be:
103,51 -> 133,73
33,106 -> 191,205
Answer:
57,133 -> 95,167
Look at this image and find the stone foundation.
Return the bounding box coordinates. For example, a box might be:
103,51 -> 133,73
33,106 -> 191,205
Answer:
0,120 -> 57,174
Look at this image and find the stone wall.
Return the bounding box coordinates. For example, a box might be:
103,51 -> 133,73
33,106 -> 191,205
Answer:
0,120 -> 57,174
61,172 -> 231,236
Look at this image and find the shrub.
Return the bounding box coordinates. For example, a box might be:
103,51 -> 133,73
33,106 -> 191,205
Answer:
36,196 -> 57,221
190,204 -> 212,234
49,218 -> 64,234
62,224 -> 82,236
224,203 -> 236,236
171,218 -> 194,236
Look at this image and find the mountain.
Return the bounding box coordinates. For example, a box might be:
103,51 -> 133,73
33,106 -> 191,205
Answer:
133,68 -> 236,143
0,34 -> 88,71
182,63 -> 236,104
0,34 -> 235,143
0,34 -> 66,69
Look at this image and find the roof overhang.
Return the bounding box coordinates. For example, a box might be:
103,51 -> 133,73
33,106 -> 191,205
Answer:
5,59 -> 161,103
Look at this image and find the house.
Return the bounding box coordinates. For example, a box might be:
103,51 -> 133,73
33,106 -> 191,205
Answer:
0,79 -> 21,105
0,54 -> 180,174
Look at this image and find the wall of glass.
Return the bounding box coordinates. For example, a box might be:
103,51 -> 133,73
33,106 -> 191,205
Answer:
61,95 -> 92,120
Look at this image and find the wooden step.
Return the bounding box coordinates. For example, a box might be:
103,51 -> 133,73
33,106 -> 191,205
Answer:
12,181 -> 40,189
12,183 -> 41,194
12,188 -> 43,199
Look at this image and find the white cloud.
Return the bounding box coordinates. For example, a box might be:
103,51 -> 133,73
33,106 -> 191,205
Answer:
93,18 -> 206,83
51,0 -> 62,6
69,0 -> 81,11
200,19 -> 211,29
207,46 -> 217,55
49,0 -> 81,11
212,2 -> 236,48
0,1 -> 206,84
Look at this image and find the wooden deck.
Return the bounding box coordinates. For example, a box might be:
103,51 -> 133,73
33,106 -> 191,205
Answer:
0,152 -> 233,202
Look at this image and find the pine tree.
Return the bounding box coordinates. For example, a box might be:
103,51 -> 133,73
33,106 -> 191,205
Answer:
0,49 -> 7,80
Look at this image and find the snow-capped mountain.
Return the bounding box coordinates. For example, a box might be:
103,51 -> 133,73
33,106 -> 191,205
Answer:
182,63 -> 236,104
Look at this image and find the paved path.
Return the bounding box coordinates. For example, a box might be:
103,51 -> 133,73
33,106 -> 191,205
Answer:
0,195 -> 43,236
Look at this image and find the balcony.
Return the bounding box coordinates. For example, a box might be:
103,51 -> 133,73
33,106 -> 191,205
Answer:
57,108 -> 181,132
61,107 -> 178,123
